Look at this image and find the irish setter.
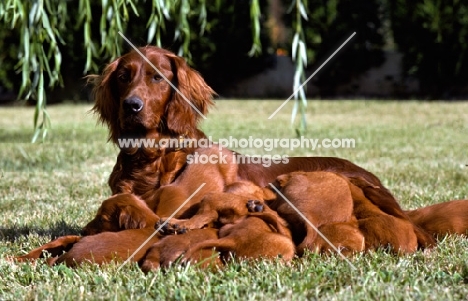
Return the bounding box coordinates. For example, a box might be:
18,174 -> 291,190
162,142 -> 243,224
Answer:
89,45 -> 436,249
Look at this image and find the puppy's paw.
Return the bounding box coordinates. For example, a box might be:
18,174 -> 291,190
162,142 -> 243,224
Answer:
155,219 -> 188,235
140,258 -> 160,273
247,200 -> 264,212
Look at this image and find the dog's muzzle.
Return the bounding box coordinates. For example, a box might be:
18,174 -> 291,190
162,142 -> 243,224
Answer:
123,97 -> 144,114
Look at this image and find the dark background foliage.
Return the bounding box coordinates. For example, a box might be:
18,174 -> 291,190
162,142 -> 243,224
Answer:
1,0 -> 467,104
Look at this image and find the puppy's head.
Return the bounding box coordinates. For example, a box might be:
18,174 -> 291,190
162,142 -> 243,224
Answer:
82,193 -> 157,235
275,171 -> 310,188
224,181 -> 276,201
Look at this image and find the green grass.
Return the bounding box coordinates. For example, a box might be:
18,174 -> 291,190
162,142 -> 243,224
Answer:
1,100 -> 468,300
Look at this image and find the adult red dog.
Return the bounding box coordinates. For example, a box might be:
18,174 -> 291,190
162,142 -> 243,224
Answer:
89,46 -> 435,248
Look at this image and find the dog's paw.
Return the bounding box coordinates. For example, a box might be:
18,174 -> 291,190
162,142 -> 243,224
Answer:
247,200 -> 264,212
155,220 -> 188,235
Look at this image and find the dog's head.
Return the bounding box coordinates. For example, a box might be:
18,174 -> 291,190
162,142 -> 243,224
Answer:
82,193 -> 158,235
224,180 -> 277,201
90,46 -> 215,144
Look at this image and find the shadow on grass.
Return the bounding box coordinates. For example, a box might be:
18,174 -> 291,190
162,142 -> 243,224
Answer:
0,220 -> 82,242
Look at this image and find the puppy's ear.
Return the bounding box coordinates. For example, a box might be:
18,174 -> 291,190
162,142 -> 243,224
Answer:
165,54 -> 215,135
119,206 -> 147,229
89,58 -> 121,143
261,187 -> 277,201
275,174 -> 291,188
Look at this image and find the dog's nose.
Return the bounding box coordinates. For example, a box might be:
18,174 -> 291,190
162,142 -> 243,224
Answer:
123,97 -> 144,113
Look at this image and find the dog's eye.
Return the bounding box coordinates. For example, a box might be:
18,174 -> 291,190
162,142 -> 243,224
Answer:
152,74 -> 163,83
117,72 -> 130,83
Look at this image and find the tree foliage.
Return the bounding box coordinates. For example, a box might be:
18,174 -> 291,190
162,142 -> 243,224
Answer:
281,0 -> 385,98
389,0 -> 468,98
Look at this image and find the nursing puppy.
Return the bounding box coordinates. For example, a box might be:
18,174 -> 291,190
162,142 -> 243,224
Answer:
17,229 -> 161,267
14,235 -> 82,263
139,228 -> 221,273
16,194 -> 159,262
146,146 -> 239,219
348,180 -> 418,253
268,171 -> 356,255
270,171 -> 419,254
49,228 -> 161,267
162,180 -> 276,232
311,218 -> 365,256
82,193 -> 159,235
183,212 -> 295,263
155,181 -> 294,263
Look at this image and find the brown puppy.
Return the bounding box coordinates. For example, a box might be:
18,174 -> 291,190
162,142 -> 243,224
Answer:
406,199 -> 468,238
49,228 -> 160,267
311,218 -> 365,256
224,180 -> 277,200
139,228 -> 221,273
163,180 -> 274,231
14,235 -> 81,263
348,181 -> 418,253
268,171 -> 356,255
82,193 -> 159,236
183,212 -> 295,263
270,171 -> 421,254
146,145 -> 239,219
16,194 -> 159,262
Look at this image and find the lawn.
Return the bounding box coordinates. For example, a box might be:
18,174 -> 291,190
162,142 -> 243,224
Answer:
1,100 -> 468,300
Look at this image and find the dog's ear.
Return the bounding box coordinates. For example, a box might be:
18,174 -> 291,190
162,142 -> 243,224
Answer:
119,206 -> 147,230
165,54 -> 215,136
275,174 -> 291,188
348,176 -> 380,189
261,187 -> 277,201
89,58 -> 121,143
